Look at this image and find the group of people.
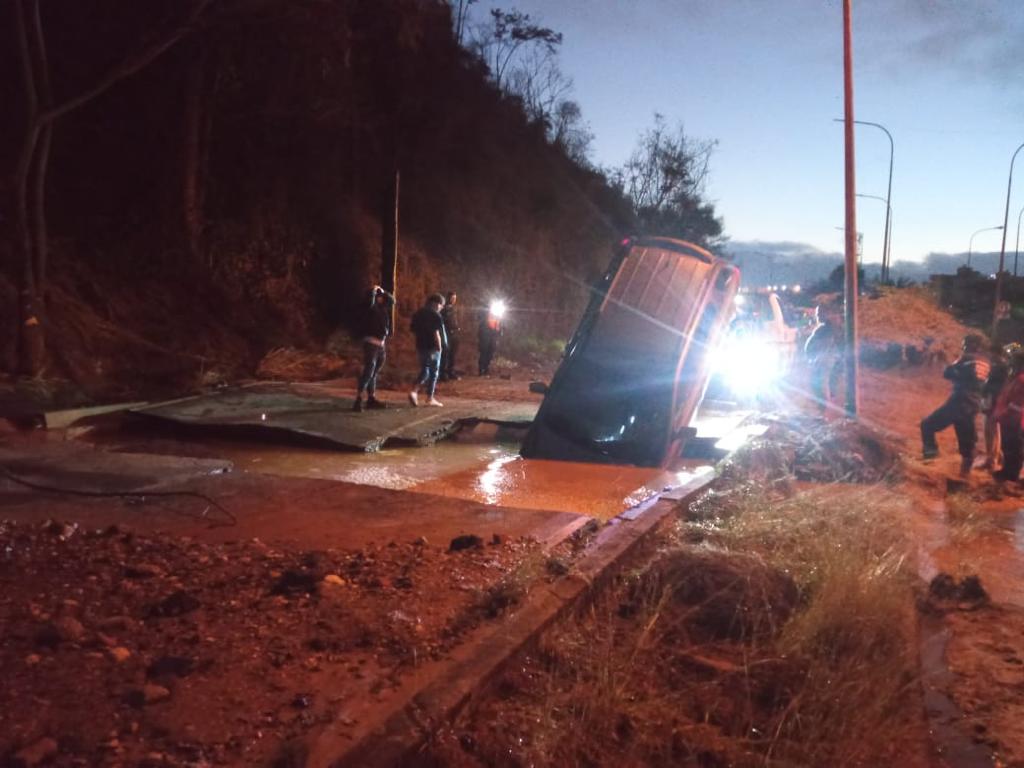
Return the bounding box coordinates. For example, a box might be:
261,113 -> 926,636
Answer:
922,333 -> 1024,481
352,287 -> 504,412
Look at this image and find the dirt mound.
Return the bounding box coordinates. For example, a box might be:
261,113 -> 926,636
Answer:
625,548 -> 799,643
255,347 -> 348,381
860,286 -> 980,360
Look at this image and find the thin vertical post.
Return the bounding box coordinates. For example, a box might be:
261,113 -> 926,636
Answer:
842,0 -> 859,417
381,167 -> 400,329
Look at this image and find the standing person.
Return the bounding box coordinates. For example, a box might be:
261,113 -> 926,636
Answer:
478,304 -> 503,376
981,342 -> 1011,470
994,347 -> 1024,482
409,293 -> 448,407
804,304 -> 842,413
440,291 -> 461,381
921,334 -> 991,477
353,285 -> 395,412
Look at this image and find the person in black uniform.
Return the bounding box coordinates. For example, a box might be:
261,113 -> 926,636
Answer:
440,291 -> 461,381
921,334 -> 991,476
409,293 -> 448,407
353,285 -> 395,412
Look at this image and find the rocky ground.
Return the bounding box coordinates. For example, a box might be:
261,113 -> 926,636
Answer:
0,516 -> 564,767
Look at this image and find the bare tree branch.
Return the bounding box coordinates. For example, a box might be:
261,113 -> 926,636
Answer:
40,0 -> 214,125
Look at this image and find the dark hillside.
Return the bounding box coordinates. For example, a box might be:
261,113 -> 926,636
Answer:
1,0 -> 635,399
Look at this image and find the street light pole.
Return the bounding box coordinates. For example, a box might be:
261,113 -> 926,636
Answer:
1015,204 -> 1024,277
856,193 -> 892,277
993,142 -> 1024,338
968,226 -> 1003,268
842,0 -> 859,417
835,118 -> 894,282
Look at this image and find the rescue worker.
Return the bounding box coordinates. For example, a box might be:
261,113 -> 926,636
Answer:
804,303 -> 842,413
440,291 -> 461,381
980,341 -> 1011,470
409,293 -> 448,407
993,346 -> 1024,483
353,285 -> 395,412
478,307 -> 502,376
921,334 -> 991,476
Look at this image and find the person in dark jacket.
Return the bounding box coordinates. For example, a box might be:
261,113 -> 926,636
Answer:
353,286 -> 395,412
921,334 -> 991,476
409,293 -> 448,407
440,291 -> 461,381
980,342 -> 1010,470
804,304 -> 842,412
993,346 -> 1024,482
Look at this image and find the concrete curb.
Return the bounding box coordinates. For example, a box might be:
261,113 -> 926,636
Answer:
308,471 -> 714,767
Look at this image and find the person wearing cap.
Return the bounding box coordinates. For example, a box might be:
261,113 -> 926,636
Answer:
409,293 -> 448,407
353,285 -> 395,412
921,334 -> 991,476
993,345 -> 1024,482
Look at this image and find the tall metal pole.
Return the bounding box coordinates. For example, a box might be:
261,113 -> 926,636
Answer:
994,142 -> 1024,337
834,118 -> 893,282
1015,204 -> 1024,277
842,0 -> 859,417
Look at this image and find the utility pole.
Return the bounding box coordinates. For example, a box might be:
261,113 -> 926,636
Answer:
842,0 -> 859,417
381,167 -> 400,329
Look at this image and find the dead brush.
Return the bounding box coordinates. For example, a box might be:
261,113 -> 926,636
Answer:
714,483 -> 921,765
945,492 -> 1000,544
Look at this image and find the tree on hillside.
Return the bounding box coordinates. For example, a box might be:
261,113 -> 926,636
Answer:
615,115 -> 723,247
11,0 -> 212,375
471,8 -> 562,90
445,0 -> 478,45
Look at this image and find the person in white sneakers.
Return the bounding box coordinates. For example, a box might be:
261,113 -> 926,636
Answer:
409,293 -> 448,407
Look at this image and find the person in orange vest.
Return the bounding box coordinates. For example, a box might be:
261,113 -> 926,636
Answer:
478,305 -> 503,376
993,345 -> 1024,482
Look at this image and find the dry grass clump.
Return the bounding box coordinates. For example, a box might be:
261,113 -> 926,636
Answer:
946,493 -> 1002,544
430,482 -> 923,767
711,484 -> 920,765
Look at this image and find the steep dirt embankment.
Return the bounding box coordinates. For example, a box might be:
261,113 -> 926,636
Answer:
0,0 -> 630,406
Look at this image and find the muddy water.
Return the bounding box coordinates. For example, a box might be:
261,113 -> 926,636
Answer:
86,420 -> 716,520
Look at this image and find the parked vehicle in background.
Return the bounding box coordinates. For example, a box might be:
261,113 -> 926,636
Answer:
521,237 -> 740,468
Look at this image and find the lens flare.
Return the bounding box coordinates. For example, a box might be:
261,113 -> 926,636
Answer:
490,299 -> 507,319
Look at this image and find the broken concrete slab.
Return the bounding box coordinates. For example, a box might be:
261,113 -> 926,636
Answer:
0,443 -> 231,495
131,384 -> 538,452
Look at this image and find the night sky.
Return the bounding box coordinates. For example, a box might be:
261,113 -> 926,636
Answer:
474,0 -> 1024,263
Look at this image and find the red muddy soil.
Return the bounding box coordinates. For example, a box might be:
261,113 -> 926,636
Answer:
0,515 -> 555,767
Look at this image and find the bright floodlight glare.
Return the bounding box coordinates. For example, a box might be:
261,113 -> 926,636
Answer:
490,299 -> 507,318
710,335 -> 784,398
793,284 -> 802,293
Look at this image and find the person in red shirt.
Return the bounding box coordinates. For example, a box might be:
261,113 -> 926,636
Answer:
993,345 -> 1024,482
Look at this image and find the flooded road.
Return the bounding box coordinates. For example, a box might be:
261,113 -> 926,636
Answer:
83,409 -> 735,521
